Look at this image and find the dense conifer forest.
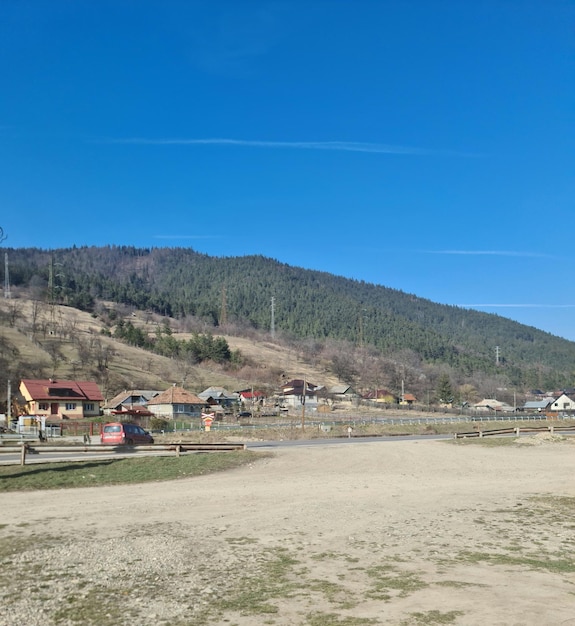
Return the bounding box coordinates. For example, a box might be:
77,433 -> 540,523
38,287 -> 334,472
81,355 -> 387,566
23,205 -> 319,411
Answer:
4,245 -> 575,392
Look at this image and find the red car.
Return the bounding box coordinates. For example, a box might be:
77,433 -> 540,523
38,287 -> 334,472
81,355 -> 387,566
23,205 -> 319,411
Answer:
100,422 -> 154,445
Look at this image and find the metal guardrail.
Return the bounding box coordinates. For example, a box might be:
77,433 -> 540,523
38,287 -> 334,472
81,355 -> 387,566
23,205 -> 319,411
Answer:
0,442 -> 246,466
161,413 -> 575,431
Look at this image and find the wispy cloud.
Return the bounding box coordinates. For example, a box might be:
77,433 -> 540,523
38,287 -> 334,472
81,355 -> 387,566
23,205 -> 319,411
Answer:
459,304 -> 575,309
104,137 -> 475,157
423,250 -> 552,258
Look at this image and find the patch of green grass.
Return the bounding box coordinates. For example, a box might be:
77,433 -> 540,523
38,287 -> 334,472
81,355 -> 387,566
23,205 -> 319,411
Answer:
225,536 -> 259,545
365,565 -> 427,600
218,547 -> 302,616
311,551 -> 341,561
306,613 -> 378,626
52,588 -> 133,625
307,578 -> 355,607
0,450 -> 269,492
534,495 -> 575,514
400,609 -> 465,625
457,550 -> 575,574
448,436 -> 519,447
0,534 -> 59,560
435,580 -> 481,588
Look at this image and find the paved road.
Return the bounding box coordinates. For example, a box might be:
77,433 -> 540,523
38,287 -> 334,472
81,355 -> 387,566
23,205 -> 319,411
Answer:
2,429 -> 574,465
0,434 -> 452,465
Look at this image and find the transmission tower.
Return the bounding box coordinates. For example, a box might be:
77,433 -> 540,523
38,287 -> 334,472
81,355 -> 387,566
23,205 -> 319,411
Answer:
3,252 -> 10,299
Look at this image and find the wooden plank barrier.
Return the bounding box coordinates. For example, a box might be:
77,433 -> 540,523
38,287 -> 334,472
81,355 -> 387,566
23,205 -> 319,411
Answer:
454,425 -> 573,439
0,442 -> 246,466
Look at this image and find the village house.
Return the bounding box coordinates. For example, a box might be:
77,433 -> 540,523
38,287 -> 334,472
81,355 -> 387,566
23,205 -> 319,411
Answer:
280,379 -> 321,410
522,397 -> 556,413
197,386 -> 239,410
18,378 -> 103,420
327,385 -> 359,403
103,389 -> 160,417
400,393 -> 417,406
237,389 -> 266,406
146,386 -> 207,420
472,398 -> 515,413
363,389 -> 398,404
549,393 -> 575,413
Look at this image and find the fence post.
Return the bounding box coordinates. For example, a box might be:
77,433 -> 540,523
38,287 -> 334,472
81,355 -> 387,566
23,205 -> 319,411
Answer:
175,444 -> 181,458
20,443 -> 27,466
550,425 -> 554,435
515,427 -> 520,436
479,430 -> 483,438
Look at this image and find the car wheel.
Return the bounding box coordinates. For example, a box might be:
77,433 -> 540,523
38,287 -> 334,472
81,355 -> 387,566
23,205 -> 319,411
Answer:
125,438 -> 134,445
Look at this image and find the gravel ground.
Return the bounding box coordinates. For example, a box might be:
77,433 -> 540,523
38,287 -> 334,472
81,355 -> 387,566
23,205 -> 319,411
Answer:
1,436 -> 575,625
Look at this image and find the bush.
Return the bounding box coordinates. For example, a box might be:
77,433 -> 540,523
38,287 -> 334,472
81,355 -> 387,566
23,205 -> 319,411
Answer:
150,417 -> 170,432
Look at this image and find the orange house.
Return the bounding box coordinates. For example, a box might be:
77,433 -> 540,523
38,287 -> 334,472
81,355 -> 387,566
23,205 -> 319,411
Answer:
19,379 -> 104,420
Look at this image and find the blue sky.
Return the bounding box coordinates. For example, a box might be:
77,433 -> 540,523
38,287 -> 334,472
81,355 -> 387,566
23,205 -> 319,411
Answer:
1,1 -> 574,339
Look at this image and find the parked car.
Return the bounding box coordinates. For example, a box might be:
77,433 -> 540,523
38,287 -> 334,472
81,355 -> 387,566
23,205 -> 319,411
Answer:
100,422 -> 154,445
237,411 -> 252,418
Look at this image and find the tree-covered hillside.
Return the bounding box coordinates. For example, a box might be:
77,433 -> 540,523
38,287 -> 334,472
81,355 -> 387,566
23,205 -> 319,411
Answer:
4,245 -> 575,389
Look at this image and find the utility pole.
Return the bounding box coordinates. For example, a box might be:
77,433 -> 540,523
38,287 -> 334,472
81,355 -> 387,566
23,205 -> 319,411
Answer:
301,377 -> 306,431
7,379 -> 11,423
1,227 -> 8,299
271,296 -> 275,339
4,252 -> 10,299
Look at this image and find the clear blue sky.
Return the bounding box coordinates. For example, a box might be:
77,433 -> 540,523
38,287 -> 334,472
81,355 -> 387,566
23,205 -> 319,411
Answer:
1,1 -> 574,339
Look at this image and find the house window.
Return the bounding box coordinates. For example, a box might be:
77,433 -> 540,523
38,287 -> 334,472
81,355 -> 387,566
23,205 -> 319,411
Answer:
85,403 -> 94,411
65,403 -> 77,411
175,404 -> 185,413
38,403 -> 49,411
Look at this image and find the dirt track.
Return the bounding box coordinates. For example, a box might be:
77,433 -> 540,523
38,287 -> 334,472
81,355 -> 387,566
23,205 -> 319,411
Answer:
1,436 -> 575,625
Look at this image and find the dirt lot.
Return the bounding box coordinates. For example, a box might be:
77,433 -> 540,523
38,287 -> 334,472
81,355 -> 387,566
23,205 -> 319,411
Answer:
1,435 -> 575,626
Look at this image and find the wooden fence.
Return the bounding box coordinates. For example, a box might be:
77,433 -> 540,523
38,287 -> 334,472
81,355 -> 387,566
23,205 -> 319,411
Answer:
453,425 -> 574,439
0,442 -> 246,466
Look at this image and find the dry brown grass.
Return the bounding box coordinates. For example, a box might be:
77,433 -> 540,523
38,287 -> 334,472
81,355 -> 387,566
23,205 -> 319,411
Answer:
0,296 -> 339,396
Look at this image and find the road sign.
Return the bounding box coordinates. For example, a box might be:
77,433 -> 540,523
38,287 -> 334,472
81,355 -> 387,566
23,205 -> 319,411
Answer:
202,412 -> 215,431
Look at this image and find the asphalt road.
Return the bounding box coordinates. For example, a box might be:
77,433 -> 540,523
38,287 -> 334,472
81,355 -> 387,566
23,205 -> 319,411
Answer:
2,429 -> 574,466
0,433 -> 452,466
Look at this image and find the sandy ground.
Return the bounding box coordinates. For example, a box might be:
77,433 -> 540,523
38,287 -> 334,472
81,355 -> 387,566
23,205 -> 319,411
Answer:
1,435 -> 575,626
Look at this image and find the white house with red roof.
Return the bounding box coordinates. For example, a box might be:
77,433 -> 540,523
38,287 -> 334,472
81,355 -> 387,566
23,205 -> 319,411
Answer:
19,379 -> 104,420
237,389 -> 266,404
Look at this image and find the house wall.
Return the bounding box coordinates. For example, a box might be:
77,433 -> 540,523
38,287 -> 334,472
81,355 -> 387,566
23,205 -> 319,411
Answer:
149,403 -> 204,419
283,394 -> 319,409
28,400 -> 91,419
551,395 -> 575,411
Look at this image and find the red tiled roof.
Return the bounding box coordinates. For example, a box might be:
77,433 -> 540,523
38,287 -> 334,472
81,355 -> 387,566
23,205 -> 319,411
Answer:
20,379 -> 104,402
147,386 -> 205,405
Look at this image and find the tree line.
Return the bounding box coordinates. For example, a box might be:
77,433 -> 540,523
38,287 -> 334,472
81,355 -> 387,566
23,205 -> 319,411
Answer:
3,245 -> 575,390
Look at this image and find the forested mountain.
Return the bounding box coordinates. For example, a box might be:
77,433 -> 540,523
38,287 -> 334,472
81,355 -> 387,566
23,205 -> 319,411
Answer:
4,245 -> 575,390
